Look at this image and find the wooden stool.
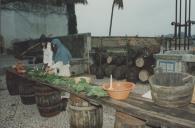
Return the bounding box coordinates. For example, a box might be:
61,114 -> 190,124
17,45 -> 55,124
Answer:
114,112 -> 146,128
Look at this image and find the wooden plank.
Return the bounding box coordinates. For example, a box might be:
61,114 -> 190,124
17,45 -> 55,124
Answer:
99,97 -> 195,128
114,111 -> 146,128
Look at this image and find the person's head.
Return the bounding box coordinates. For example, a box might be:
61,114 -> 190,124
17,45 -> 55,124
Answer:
39,34 -> 47,48
39,34 -> 52,48
51,39 -> 62,53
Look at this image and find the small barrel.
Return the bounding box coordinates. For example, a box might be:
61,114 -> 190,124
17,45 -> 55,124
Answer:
19,77 -> 36,105
114,111 -> 146,128
34,83 -> 63,117
6,70 -> 19,95
149,72 -> 194,108
69,94 -> 103,128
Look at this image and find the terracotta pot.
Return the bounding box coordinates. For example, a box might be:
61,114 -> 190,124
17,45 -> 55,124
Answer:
102,82 -> 135,100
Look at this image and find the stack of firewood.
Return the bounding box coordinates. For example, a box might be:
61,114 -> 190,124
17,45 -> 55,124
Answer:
90,46 -> 156,83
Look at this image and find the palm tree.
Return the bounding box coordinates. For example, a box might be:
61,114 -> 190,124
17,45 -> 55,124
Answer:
109,0 -> 124,36
66,0 -> 88,34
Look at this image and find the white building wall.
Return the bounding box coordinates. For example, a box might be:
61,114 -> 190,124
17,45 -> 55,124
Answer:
0,9 -> 68,48
46,14 -> 68,37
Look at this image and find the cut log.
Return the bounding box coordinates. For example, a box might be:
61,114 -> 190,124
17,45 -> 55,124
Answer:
135,56 -> 155,68
89,64 -> 97,75
126,67 -> 140,83
113,55 -> 126,66
114,111 -> 146,128
135,57 -> 145,68
104,64 -> 116,77
113,65 -> 128,80
138,68 -> 154,82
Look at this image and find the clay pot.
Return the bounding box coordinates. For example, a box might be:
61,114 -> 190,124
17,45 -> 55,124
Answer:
102,82 -> 135,100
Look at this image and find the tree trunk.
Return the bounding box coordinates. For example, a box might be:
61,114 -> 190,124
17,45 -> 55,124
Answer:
109,1 -> 115,36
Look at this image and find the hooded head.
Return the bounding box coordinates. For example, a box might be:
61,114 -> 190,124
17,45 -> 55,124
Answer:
51,38 -> 72,64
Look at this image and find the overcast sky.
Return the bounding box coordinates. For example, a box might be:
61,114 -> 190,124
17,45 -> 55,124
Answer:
75,0 -> 195,37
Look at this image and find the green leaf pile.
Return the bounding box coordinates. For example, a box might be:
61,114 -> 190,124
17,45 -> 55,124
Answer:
26,69 -> 107,97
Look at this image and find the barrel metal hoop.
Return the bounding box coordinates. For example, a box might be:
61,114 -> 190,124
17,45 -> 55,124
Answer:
20,94 -> 34,97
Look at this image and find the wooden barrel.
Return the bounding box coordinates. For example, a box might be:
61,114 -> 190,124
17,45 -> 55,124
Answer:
34,83 -> 63,117
69,94 -> 103,128
60,98 -> 68,111
149,72 -> 194,108
127,47 -> 138,59
19,77 -> 36,105
114,112 -> 146,128
126,67 -> 140,83
6,70 -> 19,95
112,55 -> 126,66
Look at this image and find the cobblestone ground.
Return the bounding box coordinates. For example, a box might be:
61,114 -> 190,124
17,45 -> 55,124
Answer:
0,90 -> 116,128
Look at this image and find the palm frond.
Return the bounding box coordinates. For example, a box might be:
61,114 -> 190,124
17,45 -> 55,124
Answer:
114,0 -> 123,9
66,0 -> 88,5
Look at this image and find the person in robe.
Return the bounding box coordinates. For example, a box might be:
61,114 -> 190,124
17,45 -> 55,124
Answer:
51,38 -> 72,77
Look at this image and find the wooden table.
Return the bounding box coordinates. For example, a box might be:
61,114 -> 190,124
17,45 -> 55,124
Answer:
8,69 -> 195,128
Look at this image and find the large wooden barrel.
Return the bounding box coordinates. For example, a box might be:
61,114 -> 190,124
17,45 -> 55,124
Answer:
19,77 -> 36,105
114,112 -> 146,128
34,83 -> 63,117
6,70 -> 19,95
149,72 -> 194,108
69,94 -> 103,128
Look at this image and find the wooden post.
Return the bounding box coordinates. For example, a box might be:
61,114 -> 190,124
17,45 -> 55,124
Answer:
114,111 -> 146,128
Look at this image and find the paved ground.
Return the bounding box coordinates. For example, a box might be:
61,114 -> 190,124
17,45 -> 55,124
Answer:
0,89 -> 117,128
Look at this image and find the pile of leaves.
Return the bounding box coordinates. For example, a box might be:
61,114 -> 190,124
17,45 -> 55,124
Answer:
27,69 -> 107,97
